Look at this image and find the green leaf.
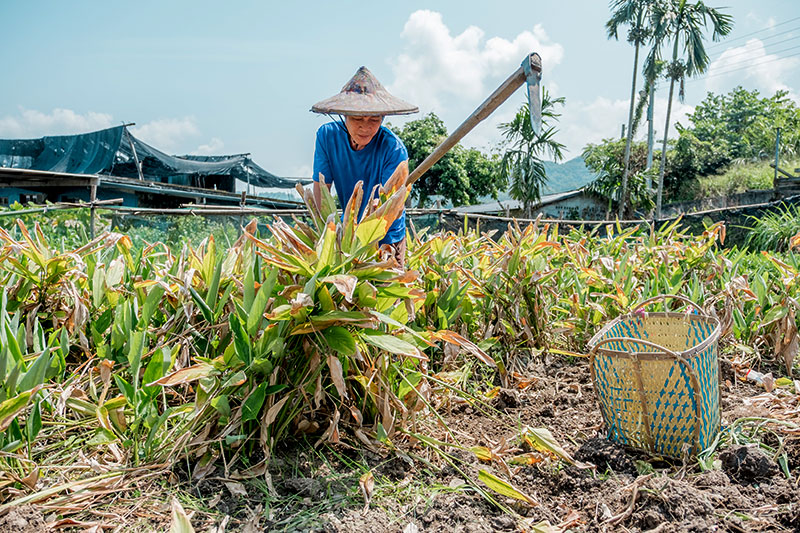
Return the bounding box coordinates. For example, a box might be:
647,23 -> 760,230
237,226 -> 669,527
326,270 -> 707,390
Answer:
140,282 -> 165,329
247,267 -> 278,336
142,348 -> 171,395
204,259 -> 223,310
25,399 -> 41,443
355,219 -> 388,247
230,314 -> 252,366
114,375 -> 135,406
243,251 -> 255,311
362,330 -> 423,358
189,286 -> 214,323
211,395 -> 230,418
322,326 -> 356,356
127,331 -> 145,390
397,371 -> 422,400
18,348 -> 50,392
478,469 -> 537,505
0,389 -> 34,431
242,383 -> 267,423
87,428 -> 118,446
4,324 -> 23,365
761,305 -> 788,327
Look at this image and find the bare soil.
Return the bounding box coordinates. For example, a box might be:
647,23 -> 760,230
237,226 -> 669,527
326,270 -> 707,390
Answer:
0,505 -> 47,533
264,356 -> 800,533
19,355 -> 794,532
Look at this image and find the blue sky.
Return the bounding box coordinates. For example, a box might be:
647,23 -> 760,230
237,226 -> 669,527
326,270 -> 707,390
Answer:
2,0 -> 798,188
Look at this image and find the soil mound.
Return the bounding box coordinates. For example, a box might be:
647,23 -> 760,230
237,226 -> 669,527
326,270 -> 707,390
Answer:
0,505 -> 48,533
720,445 -> 778,484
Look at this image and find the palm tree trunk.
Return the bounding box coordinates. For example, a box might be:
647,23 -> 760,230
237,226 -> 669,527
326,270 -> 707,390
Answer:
656,76 -> 675,219
618,41 -> 640,220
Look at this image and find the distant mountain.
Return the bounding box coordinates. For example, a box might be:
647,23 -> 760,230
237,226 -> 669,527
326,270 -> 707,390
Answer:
542,156 -> 596,194
488,156 -> 596,203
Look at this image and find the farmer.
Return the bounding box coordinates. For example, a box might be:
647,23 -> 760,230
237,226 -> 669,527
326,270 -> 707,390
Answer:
310,66 -> 418,267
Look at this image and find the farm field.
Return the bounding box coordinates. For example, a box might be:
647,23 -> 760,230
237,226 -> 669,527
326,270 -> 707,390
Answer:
0,181 -> 798,532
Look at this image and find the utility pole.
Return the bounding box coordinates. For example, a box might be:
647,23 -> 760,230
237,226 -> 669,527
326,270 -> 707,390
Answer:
646,87 -> 655,189
621,124 -> 626,139
773,127 -> 781,188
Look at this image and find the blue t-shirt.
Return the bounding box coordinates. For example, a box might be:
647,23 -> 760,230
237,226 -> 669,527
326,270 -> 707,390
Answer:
312,122 -> 407,244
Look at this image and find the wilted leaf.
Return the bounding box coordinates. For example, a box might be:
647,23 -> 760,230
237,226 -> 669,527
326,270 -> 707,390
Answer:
522,427 -> 575,464
478,469 -> 537,506
470,446 -> 494,462
322,274 -> 358,303
327,355 -> 349,400
359,470 -> 375,513
152,363 -> 216,387
262,395 -> 290,428
508,453 -> 545,466
170,497 -> 195,533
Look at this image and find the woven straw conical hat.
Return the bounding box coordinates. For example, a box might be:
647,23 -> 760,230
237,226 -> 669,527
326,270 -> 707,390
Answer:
311,67 -> 418,116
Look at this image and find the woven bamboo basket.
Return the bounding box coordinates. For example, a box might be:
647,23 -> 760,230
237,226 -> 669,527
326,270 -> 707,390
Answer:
588,295 -> 721,458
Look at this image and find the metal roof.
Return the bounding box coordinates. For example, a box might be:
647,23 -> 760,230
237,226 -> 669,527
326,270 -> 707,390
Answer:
454,189 -> 584,215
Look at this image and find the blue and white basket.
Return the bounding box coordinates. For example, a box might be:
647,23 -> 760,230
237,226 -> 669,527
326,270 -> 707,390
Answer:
588,295 -> 721,458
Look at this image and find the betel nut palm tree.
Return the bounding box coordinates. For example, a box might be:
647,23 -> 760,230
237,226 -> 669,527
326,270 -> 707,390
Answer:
607,0 -> 657,220
499,90 -> 566,218
648,0 -> 733,218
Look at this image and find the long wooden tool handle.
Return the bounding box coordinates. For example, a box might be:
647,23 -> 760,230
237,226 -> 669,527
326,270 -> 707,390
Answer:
406,65 -> 527,187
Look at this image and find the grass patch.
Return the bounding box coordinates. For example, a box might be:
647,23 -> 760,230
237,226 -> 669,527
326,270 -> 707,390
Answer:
696,158 -> 800,199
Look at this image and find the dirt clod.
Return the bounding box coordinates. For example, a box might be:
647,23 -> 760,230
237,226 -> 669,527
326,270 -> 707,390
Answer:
719,445 -> 777,484
574,437 -> 638,476
0,505 -> 48,533
284,477 -> 325,498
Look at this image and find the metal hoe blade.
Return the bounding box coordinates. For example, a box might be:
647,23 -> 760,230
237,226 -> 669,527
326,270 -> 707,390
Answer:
522,53 -> 542,137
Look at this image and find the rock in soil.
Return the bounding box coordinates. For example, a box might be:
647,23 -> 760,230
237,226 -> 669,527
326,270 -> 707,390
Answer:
284,477 -> 325,498
574,437 -> 638,476
0,505 -> 48,533
719,445 -> 778,484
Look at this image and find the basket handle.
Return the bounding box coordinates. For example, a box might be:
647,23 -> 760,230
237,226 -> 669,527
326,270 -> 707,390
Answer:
590,336 -> 679,358
632,294 -> 704,315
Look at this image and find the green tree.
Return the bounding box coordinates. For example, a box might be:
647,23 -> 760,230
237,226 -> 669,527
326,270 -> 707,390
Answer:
607,0 -> 657,219
391,113 -> 501,207
498,91 -> 566,217
583,138 -> 655,217
684,87 -> 800,162
647,0 -> 733,217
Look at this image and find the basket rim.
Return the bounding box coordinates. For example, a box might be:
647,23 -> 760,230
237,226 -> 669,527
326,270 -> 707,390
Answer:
587,310 -> 721,360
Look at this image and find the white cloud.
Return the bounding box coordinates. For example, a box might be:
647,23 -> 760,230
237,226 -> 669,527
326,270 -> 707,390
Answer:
388,10 -> 564,153
192,137 -> 224,155
0,108 -> 114,138
558,95 -> 694,158
705,38 -> 800,100
130,118 -> 200,153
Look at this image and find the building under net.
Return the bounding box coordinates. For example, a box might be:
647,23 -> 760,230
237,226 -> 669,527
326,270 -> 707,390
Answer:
0,125 -> 304,209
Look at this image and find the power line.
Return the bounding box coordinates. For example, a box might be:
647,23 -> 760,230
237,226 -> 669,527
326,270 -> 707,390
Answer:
685,51 -> 800,84
705,15 -> 800,50
708,32 -> 800,63
701,43 -> 800,75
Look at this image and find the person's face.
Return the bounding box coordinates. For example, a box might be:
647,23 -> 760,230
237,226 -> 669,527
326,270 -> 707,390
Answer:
345,115 -> 383,148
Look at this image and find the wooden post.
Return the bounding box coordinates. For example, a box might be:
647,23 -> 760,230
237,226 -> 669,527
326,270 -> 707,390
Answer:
90,183 -> 97,239
125,127 -> 145,181
239,190 -> 247,236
